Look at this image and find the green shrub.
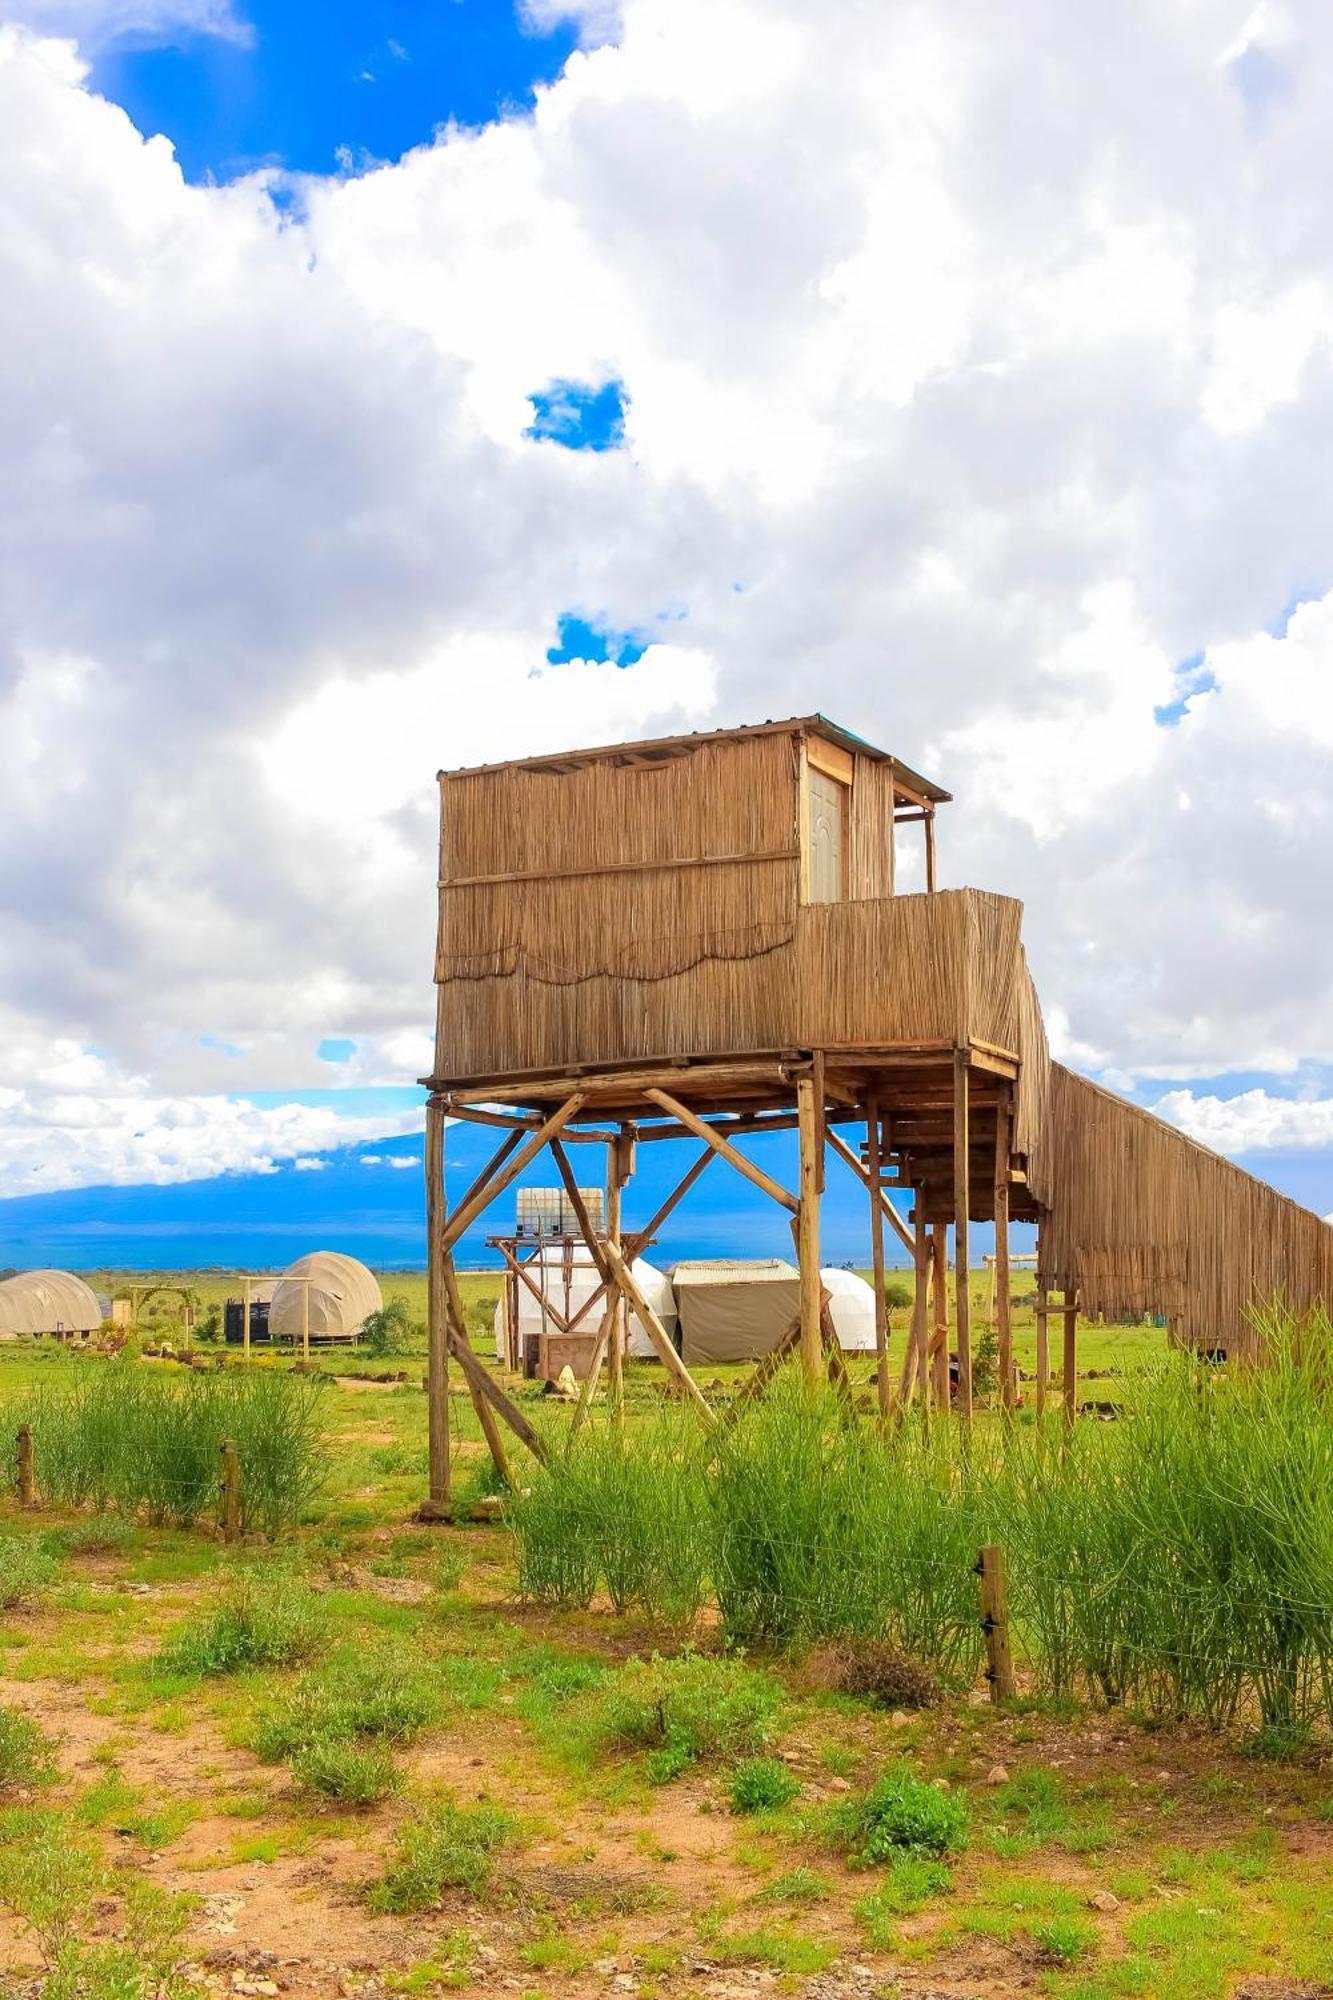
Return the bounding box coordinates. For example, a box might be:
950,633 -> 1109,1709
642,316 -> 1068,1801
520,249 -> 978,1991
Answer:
882,1278 -> 914,1312
0,1708 -> 56,1793
251,1649 -> 440,1761
0,1534 -> 60,1610
369,1797 -> 516,1911
291,1734 -> 399,1806
828,1764 -> 968,1863
362,1297 -> 420,1358
157,1573 -> 324,1677
6,1369 -> 327,1536
729,1757 -> 800,1814
599,1653 -> 781,1775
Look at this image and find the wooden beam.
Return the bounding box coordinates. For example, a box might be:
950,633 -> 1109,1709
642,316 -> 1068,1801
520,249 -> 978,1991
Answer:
439,1253 -> 512,1489
930,1225 -> 949,1409
439,1095 -> 586,1254
865,1093 -> 892,1428
1063,1289 -> 1078,1429
444,846 -> 797,890
423,1095 -> 450,1514
994,1088 -> 1014,1413
925,808 -> 938,893
446,1061 -> 800,1109
602,1240 -> 715,1425
953,1048 -> 972,1421
606,1129 -> 631,1433
796,1074 -> 823,1390
912,1195 -> 930,1429
643,1089 -> 798,1212
825,1129 -> 916,1257
497,1243 -> 573,1335
445,1102 -> 618,1143
1035,1280 -> 1049,1419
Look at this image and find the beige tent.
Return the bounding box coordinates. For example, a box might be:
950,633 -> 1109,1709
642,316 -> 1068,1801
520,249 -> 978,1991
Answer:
491,1250 -> 677,1367
270,1251 -> 382,1344
672,1260 -> 801,1364
0,1269 -> 103,1338
672,1260 -> 880,1363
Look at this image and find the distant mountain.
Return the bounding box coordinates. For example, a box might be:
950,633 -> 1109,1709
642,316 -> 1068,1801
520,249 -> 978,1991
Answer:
0,1122 -> 985,1272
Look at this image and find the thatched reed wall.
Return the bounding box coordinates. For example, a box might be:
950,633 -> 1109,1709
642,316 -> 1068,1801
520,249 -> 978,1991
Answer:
435,887 -> 1022,1079
1033,1066 -> 1333,1357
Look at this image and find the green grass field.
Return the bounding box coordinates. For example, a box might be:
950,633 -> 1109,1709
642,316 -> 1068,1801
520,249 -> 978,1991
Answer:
0,1300 -> 1321,2000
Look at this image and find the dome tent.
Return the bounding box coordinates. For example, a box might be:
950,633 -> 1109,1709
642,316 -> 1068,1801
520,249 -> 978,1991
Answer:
491,1250 -> 678,1365
270,1252 -> 382,1345
819,1267 -> 878,1352
0,1269 -> 103,1338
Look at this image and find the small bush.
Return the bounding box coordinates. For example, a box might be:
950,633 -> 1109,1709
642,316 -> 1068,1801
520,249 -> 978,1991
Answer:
362,1298 -> 420,1358
817,1638 -> 938,1710
157,1574 -> 324,1677
369,1797 -> 516,1911
0,1708 -> 56,1793
599,1653 -> 781,1775
0,1535 -> 60,1610
828,1764 -> 967,1863
292,1734 -> 400,1806
730,1757 -> 800,1814
251,1650 -> 440,1761
1031,1915 -> 1096,1964
882,1278 -> 914,1312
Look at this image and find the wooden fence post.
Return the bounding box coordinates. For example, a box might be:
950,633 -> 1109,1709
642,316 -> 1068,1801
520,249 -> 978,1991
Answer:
219,1439 -> 241,1543
16,1426 -> 35,1509
976,1544 -> 1015,1703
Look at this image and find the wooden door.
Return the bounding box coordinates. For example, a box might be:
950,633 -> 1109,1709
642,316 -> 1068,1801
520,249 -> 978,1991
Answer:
807,768 -> 846,902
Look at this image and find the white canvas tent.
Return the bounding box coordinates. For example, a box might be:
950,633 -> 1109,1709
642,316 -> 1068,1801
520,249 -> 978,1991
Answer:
270,1251 -> 382,1344
492,1249 -> 677,1364
0,1269 -> 103,1338
672,1260 -> 879,1363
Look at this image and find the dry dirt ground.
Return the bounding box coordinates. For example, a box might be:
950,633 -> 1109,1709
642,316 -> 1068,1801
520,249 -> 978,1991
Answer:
2,1520 -> 1333,2000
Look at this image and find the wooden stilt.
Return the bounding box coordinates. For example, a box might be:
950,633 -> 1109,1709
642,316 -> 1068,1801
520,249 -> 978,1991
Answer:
795,1073 -> 823,1391
1063,1288 -> 1078,1428
1035,1281 -> 1049,1419
953,1048 -> 973,1421
865,1093 -> 892,1427
441,1254 -> 547,1467
423,1094 -> 451,1517
930,1226 -> 949,1409
606,1128 -> 632,1434
994,1087 -> 1014,1412
911,1196 -> 929,1428
643,1090 -> 797,1211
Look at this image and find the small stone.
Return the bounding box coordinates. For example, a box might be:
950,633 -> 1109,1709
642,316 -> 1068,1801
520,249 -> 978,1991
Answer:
986,1763 -> 1010,1786
826,1776 -> 852,1793
1089,1890 -> 1120,1913
889,1710 -> 911,1726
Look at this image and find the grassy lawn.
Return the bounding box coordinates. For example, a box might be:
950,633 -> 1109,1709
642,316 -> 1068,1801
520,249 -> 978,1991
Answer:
0,1303 -> 1322,2000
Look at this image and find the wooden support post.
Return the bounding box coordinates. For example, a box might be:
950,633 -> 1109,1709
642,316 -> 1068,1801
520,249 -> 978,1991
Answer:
911,1197 -> 930,1427
1063,1289 -> 1078,1429
865,1094 -> 892,1427
994,1089 -> 1014,1412
1035,1283 -> 1049,1419
977,1545 -> 1015,1703
16,1425 -> 35,1509
953,1048 -> 973,1421
606,1127 -> 633,1434
925,808 -> 937,893
219,1439 -> 241,1543
242,1276 -> 251,1362
423,1094 -> 452,1516
930,1225 -> 949,1409
795,1074 -> 823,1391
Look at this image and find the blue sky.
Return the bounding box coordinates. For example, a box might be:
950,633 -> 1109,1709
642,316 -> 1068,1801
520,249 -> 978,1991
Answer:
90,0 -> 592,181
3,1 -> 1332,1270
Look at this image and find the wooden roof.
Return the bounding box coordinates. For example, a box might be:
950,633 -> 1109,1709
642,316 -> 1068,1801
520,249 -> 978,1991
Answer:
439,714 -> 951,804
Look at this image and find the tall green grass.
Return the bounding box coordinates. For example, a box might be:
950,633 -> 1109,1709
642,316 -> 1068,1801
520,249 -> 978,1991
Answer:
508,1310 -> 1333,1735
7,1367 -> 327,1536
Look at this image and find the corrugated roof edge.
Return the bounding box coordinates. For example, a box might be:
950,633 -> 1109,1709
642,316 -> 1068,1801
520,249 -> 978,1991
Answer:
438,714 -> 951,803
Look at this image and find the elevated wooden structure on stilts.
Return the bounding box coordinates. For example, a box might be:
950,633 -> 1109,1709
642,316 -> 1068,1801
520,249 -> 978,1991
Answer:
420,715 -> 1333,1508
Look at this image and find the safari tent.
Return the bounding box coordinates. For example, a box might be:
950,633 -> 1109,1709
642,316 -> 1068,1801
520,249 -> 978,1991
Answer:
270,1251 -> 382,1345
492,1250 -> 677,1372
0,1269 -> 103,1338
671,1260 -> 878,1363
